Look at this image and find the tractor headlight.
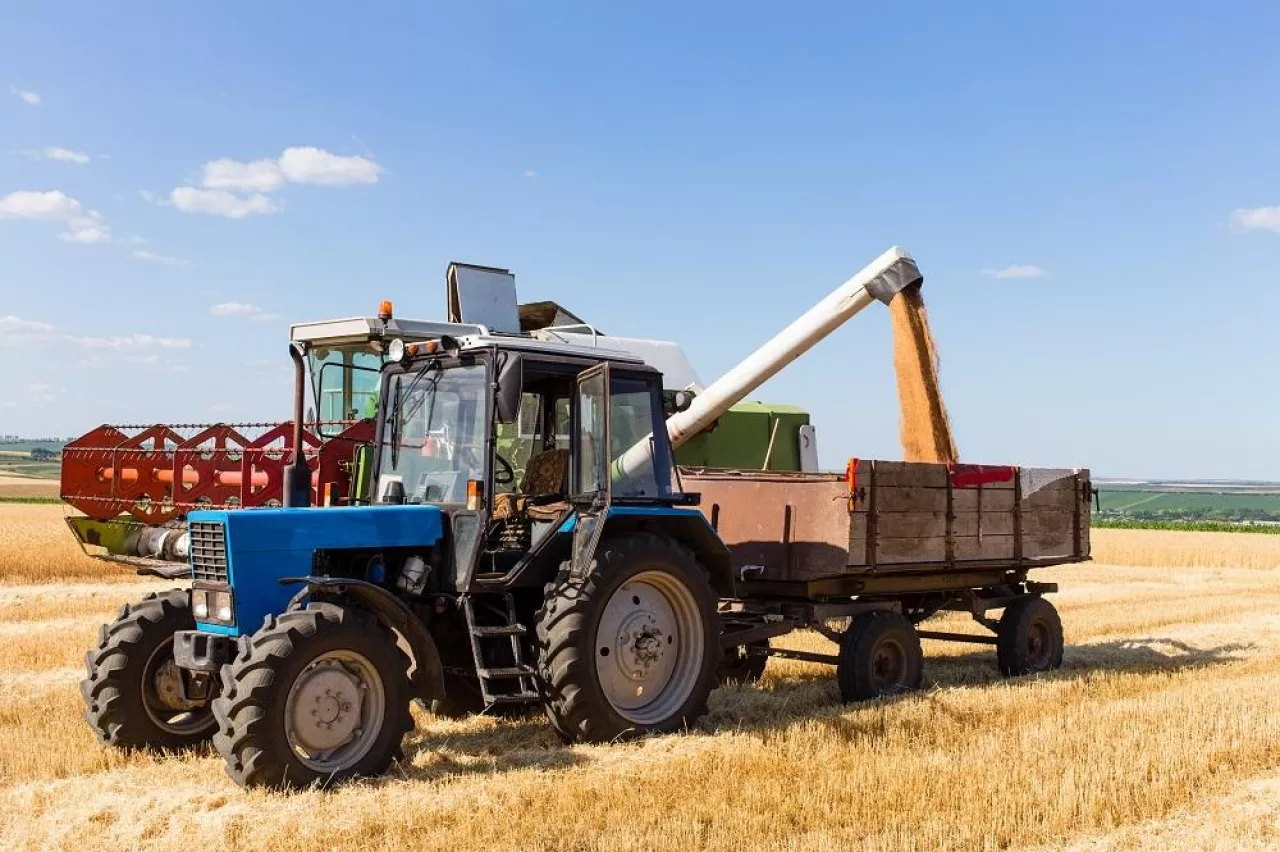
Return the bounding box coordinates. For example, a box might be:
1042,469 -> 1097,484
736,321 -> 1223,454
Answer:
192,584 -> 234,625
214,591 -> 234,624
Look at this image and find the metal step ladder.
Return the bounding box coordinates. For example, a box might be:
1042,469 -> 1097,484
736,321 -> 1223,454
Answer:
462,594 -> 540,707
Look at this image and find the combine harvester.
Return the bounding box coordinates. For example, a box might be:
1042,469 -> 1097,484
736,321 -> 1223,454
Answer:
72,250 -> 1091,789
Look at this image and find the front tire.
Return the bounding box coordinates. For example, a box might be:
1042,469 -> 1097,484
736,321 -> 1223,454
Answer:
536,533 -> 719,744
837,611 -> 924,703
996,597 -> 1064,676
212,603 -> 413,789
82,588 -> 216,751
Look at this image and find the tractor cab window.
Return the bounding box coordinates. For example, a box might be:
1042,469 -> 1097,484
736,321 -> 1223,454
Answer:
376,362 -> 488,504
574,369 -> 671,501
310,345 -> 384,436
608,377 -> 668,499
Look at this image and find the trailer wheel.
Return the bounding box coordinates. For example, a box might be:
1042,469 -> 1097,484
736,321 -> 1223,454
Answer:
837,611 -> 923,703
717,641 -> 769,685
536,533 -> 719,743
212,603 -> 413,789
82,588 -> 217,751
996,597 -> 1063,677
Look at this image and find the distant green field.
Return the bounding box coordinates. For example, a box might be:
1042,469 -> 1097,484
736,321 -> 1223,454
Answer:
1094,483 -> 1280,523
0,440 -> 65,454
0,460 -> 61,480
1092,518 -> 1280,534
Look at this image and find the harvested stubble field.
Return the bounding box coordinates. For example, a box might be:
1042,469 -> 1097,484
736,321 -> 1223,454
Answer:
3,505 -> 1280,850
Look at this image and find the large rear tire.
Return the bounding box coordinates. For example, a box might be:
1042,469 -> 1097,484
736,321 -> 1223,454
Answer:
536,533 -> 719,744
82,588 -> 216,751
212,603 -> 413,789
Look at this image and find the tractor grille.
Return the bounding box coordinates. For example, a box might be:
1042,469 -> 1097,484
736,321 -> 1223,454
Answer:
189,521 -> 229,584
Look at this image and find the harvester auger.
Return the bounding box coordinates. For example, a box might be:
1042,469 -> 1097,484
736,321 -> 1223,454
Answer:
79,251 -> 1091,790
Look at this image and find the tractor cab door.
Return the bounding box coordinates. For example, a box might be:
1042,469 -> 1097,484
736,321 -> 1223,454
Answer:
569,363 -> 611,576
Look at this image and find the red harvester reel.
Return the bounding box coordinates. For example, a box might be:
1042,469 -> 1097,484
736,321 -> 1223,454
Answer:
61,420 -> 374,524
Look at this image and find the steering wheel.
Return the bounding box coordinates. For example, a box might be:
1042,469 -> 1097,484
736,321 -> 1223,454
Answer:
461,445 -> 516,486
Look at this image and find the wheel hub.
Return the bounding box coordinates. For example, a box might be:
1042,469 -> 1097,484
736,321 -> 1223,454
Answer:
288,659 -> 366,756
594,571 -> 706,725
870,640 -> 906,689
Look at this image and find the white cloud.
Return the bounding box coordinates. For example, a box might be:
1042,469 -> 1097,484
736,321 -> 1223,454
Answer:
61,224 -> 110,244
1230,206 -> 1280,233
8,85 -> 39,106
210,301 -> 275,321
166,146 -> 380,220
133,249 -> 188,266
129,234 -> 147,245
201,157 -> 286,193
43,147 -> 90,164
72,333 -> 192,350
170,187 -> 279,218
278,146 -> 381,186
1,316 -> 190,353
139,189 -> 163,205
0,315 -> 57,336
981,265 -> 1047,280
0,190 -> 110,243
522,169 -> 538,178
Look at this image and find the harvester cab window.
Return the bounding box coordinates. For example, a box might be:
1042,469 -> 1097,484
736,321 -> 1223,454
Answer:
311,345 -> 384,436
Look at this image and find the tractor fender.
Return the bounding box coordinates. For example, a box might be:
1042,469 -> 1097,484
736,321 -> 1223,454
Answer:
280,576 -> 445,701
596,508 -> 736,598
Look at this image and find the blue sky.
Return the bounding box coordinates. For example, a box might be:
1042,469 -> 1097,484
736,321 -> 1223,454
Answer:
2,2 -> 1279,479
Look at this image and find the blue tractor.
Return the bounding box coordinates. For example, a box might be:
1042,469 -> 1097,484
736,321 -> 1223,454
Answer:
81,308 -> 735,789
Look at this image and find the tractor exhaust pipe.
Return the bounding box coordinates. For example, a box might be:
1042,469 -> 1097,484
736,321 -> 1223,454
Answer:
282,342 -> 312,508
615,246 -> 922,479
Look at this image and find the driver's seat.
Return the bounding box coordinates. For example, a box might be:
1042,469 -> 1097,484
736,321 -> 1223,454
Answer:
491,449 -> 570,522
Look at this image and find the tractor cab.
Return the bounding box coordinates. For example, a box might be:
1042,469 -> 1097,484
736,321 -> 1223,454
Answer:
369,333 -> 681,589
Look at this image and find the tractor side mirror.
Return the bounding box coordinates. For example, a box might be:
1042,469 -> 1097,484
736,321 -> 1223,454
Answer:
495,352 -> 523,424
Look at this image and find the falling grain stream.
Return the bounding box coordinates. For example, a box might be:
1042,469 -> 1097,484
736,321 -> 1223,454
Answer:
889,285 -> 958,464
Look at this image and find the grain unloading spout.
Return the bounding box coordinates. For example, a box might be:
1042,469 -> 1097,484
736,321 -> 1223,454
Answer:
667,246 -> 921,449
614,246 -> 922,479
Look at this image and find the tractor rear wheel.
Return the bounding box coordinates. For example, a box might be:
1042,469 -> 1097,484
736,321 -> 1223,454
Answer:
837,611 -> 924,703
996,596 -> 1064,676
82,588 -> 216,751
212,603 -> 413,789
536,533 -> 719,743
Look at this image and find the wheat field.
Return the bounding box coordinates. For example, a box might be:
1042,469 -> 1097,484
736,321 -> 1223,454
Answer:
2,504 -> 1280,850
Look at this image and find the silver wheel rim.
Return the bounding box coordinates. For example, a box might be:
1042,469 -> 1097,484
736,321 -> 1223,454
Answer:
142,639 -> 216,736
283,650 -> 386,773
595,570 -> 705,726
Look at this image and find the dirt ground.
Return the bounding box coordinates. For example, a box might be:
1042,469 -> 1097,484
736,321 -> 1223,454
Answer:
2,505 -> 1279,850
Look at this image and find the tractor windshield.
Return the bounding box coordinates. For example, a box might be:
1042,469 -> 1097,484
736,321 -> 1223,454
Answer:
375,362 -> 488,504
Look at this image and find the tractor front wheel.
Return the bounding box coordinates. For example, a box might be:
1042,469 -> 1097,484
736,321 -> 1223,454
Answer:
82,588 -> 217,751
536,533 -> 719,744
212,603 -> 413,789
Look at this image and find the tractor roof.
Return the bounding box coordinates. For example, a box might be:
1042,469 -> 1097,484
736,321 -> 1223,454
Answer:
290,314 -> 701,391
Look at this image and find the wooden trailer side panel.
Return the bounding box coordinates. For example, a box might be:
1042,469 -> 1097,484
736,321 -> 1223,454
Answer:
682,462 -> 1091,583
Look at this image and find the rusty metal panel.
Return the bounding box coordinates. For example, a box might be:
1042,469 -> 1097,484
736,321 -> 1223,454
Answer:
681,462 -> 1092,584
684,470 -> 849,582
